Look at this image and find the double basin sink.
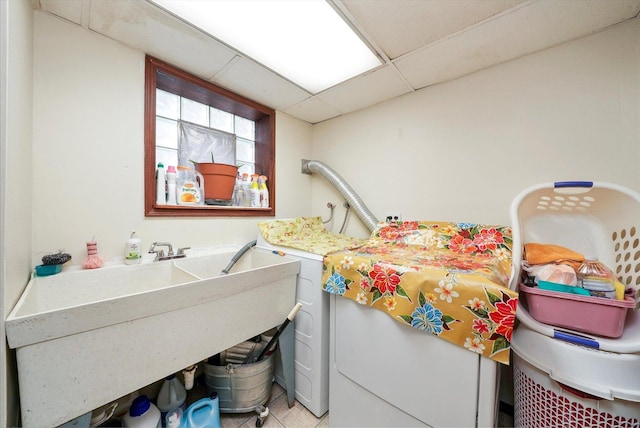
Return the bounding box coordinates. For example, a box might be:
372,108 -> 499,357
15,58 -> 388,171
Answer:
6,248 -> 300,427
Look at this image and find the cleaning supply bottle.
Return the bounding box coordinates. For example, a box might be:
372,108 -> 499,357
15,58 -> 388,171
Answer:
165,408 -> 183,428
233,172 -> 243,206
156,162 -> 167,205
157,374 -> 187,425
241,173 -> 251,207
166,166 -> 177,205
184,394 -> 221,428
125,231 -> 142,265
122,395 -> 161,428
577,256 -> 617,299
250,174 -> 260,207
258,175 -> 269,208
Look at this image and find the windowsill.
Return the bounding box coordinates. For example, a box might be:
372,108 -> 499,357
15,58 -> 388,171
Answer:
146,204 -> 274,217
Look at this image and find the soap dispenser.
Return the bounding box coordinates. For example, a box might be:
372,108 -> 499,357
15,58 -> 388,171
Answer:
124,231 -> 142,265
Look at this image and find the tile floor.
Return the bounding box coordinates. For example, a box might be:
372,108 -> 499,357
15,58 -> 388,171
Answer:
217,382 -> 514,428
218,383 -> 328,428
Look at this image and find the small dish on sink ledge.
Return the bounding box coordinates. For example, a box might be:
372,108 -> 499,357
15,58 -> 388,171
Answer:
34,264 -> 62,277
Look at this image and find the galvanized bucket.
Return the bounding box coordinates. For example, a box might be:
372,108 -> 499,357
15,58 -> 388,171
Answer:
204,340 -> 275,414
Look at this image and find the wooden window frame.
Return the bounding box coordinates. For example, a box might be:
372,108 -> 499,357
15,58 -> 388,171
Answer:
144,55 -> 276,217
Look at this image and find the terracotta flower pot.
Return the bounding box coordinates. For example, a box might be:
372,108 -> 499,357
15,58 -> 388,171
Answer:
194,163 -> 238,202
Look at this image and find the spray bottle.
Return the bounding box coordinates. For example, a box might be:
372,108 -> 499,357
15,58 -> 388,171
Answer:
250,174 -> 260,207
259,175 -> 269,208
241,173 -> 251,207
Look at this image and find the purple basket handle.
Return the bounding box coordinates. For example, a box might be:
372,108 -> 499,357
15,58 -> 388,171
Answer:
553,330 -> 600,348
554,181 -> 593,188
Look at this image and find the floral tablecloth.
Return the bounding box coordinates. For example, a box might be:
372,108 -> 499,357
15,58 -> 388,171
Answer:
258,216 -> 366,255
322,221 -> 518,364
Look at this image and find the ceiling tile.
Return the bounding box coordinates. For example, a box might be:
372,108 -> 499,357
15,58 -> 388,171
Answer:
214,56 -> 312,112
317,65 -> 412,114
88,0 -> 237,79
283,97 -> 343,124
34,0 -> 640,124
342,0 -> 526,59
40,0 -> 85,25
395,0 -> 640,90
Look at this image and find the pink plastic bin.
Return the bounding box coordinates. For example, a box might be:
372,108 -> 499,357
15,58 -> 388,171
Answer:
519,284 -> 635,338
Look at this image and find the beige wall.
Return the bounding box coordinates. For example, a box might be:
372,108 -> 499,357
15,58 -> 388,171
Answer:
312,18 -> 640,237
31,12 -> 314,267
1,0 -> 34,426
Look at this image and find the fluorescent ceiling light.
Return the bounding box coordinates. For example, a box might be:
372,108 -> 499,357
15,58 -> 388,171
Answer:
150,0 -> 382,93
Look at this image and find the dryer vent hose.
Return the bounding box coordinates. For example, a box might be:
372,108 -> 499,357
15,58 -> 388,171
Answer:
301,159 -> 378,233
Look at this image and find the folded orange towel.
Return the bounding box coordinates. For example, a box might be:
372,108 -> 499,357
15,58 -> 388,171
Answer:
524,243 -> 584,269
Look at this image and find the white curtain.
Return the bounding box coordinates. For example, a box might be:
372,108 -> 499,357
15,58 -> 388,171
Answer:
178,121 -> 236,167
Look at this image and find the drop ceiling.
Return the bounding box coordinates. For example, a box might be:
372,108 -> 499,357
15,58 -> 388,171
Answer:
35,0 -> 640,124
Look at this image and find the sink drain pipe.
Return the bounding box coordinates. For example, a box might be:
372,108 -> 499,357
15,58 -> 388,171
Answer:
301,159 -> 378,233
221,240 -> 257,275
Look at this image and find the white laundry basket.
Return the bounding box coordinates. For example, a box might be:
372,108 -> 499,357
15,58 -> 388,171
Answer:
509,181 -> 640,297
512,324 -> 640,428
509,181 -> 640,427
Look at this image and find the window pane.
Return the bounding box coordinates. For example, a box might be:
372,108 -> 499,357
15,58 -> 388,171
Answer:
181,98 -> 209,126
156,89 -> 179,119
238,163 -> 255,177
156,117 -> 178,149
236,137 -> 255,164
235,116 -> 255,140
210,107 -> 234,133
156,147 -> 178,170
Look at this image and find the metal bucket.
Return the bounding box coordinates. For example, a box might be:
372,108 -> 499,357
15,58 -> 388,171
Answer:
203,340 -> 275,413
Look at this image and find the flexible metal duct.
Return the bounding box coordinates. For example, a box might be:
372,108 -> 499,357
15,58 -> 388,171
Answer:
301,159 -> 378,233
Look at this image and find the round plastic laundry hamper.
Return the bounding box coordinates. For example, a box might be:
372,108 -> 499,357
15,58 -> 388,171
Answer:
511,325 -> 640,428
513,353 -> 640,428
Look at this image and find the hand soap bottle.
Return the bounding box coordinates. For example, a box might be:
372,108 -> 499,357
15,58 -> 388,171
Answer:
125,231 -> 142,265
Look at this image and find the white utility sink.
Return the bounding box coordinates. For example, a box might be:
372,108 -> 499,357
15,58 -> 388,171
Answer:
6,248 -> 299,428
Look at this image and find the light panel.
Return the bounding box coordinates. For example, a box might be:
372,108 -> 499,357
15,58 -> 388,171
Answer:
150,0 -> 381,93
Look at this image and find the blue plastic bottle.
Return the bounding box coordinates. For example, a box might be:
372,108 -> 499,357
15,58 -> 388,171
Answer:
184,393 -> 221,428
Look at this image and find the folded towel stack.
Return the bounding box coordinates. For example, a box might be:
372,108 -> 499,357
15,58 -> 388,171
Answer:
524,243 -> 584,270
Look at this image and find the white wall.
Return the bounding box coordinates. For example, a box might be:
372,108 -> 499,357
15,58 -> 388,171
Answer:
312,18 -> 640,237
31,12 -> 314,267
1,1 -> 34,426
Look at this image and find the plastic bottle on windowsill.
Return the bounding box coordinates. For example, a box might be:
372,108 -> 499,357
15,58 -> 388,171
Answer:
250,174 -> 261,207
241,173 -> 251,207
259,175 -> 269,208
166,165 -> 177,205
156,162 -> 166,205
233,172 -> 243,206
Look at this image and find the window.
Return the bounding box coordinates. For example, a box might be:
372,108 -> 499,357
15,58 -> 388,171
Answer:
145,55 -> 276,217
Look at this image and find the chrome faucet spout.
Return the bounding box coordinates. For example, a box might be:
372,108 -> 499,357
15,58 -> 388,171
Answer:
148,242 -> 189,261
149,242 -> 173,255
149,242 -> 174,261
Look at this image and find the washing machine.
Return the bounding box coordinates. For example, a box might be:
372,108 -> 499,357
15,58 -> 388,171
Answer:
255,234 -> 329,417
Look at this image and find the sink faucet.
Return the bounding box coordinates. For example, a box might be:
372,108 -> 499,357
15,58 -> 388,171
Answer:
148,242 -> 190,261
